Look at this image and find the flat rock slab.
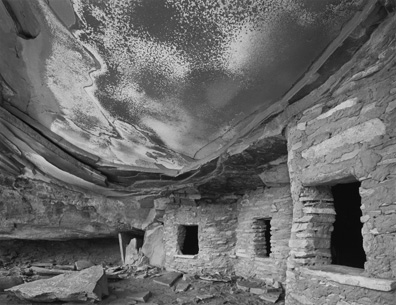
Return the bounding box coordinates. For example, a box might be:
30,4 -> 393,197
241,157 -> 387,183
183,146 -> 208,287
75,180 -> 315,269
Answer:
153,271 -> 182,287
196,294 -> 214,301
75,259 -> 95,271
236,280 -> 262,292
175,281 -> 191,292
0,276 -> 24,291
250,287 -> 266,295
6,265 -> 108,303
259,291 -> 282,303
31,262 -> 54,268
30,266 -> 72,276
177,297 -> 193,305
127,291 -> 152,302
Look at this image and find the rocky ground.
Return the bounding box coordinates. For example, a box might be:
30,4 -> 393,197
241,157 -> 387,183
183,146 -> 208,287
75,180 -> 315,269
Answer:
1,272 -> 285,305
0,240 -> 284,305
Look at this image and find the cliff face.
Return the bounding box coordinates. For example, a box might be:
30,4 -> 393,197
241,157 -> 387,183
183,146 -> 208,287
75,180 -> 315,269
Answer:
0,173 -> 148,240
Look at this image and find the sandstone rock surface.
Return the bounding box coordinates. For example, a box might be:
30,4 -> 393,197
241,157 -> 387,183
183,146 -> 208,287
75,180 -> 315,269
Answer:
75,259 -> 95,271
124,238 -> 139,265
0,275 -> 23,292
6,265 -> 108,302
142,224 -> 165,267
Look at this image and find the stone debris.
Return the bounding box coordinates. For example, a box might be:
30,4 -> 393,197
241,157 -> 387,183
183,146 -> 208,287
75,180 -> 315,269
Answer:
106,265 -> 130,279
259,290 -> 282,303
199,272 -> 232,283
182,273 -> 196,281
135,273 -> 147,279
236,279 -> 283,303
153,271 -> 183,287
30,266 -> 73,276
55,264 -> 75,271
0,275 -> 23,291
176,296 -> 192,305
127,290 -> 152,302
75,259 -> 95,271
6,265 -> 108,302
125,238 -> 139,265
175,281 -> 191,292
196,294 -> 215,301
31,262 -> 54,268
236,279 -> 262,292
104,262 -> 162,281
250,287 -> 267,295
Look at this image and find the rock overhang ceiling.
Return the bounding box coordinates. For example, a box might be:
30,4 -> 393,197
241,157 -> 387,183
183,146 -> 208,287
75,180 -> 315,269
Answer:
0,0 -> 380,195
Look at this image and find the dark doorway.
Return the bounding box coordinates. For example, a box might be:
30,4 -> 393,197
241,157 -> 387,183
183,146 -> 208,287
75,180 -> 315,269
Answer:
179,225 -> 199,255
254,218 -> 272,257
331,182 -> 366,268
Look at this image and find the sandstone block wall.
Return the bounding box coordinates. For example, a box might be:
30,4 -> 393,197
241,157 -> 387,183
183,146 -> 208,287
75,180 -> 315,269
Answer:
234,186 -> 293,284
288,269 -> 396,305
285,13 -> 396,305
163,197 -> 238,275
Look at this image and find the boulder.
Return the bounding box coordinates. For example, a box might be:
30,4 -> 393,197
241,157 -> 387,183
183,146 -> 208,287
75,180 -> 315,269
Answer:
141,224 -> 165,267
0,275 -> 24,291
258,163 -> 290,186
124,238 -> 139,265
6,265 -> 108,302
75,259 -> 94,271
141,209 -> 165,230
128,291 -> 152,302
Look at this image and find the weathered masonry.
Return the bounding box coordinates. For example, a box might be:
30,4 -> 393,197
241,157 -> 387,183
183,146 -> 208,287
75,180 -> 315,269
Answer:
1,1 -> 396,305
285,13 -> 396,304
150,9 -> 396,305
163,193 -> 238,275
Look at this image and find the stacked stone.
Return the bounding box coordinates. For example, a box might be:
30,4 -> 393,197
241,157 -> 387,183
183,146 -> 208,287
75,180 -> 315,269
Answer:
252,219 -> 269,257
360,175 -> 396,279
234,186 -> 292,284
289,186 -> 334,268
287,269 -> 396,305
285,12 -> 396,304
270,193 -> 294,265
163,195 -> 238,275
235,191 -> 272,260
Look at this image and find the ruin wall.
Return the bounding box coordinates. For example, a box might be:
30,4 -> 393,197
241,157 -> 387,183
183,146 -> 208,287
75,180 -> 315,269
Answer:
285,13 -> 396,305
234,186 -> 292,284
163,197 -> 238,275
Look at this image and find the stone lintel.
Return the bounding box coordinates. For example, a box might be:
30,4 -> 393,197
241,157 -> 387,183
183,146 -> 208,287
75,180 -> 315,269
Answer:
300,265 -> 396,292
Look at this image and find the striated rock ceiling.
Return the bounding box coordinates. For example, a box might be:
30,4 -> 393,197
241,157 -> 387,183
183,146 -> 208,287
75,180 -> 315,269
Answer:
0,0 -> 382,196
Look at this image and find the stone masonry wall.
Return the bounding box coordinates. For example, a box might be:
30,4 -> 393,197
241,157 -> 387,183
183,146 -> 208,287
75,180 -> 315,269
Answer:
285,13 -> 396,305
289,268 -> 396,305
235,186 -> 293,284
163,196 -> 238,275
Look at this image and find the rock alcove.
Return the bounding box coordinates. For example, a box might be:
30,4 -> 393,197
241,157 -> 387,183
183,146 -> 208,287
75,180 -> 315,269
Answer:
1,1 -> 396,304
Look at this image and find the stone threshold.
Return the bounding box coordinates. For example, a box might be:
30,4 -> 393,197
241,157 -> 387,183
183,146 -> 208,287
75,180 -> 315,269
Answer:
174,254 -> 198,259
300,265 -> 396,292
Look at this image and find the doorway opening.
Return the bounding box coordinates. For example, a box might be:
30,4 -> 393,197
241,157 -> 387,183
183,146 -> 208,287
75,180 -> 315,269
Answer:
331,182 -> 366,268
178,225 -> 199,255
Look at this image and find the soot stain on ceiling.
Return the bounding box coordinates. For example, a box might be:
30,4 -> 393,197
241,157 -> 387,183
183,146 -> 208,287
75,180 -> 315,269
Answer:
65,0 -> 363,158
0,0 -> 366,183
